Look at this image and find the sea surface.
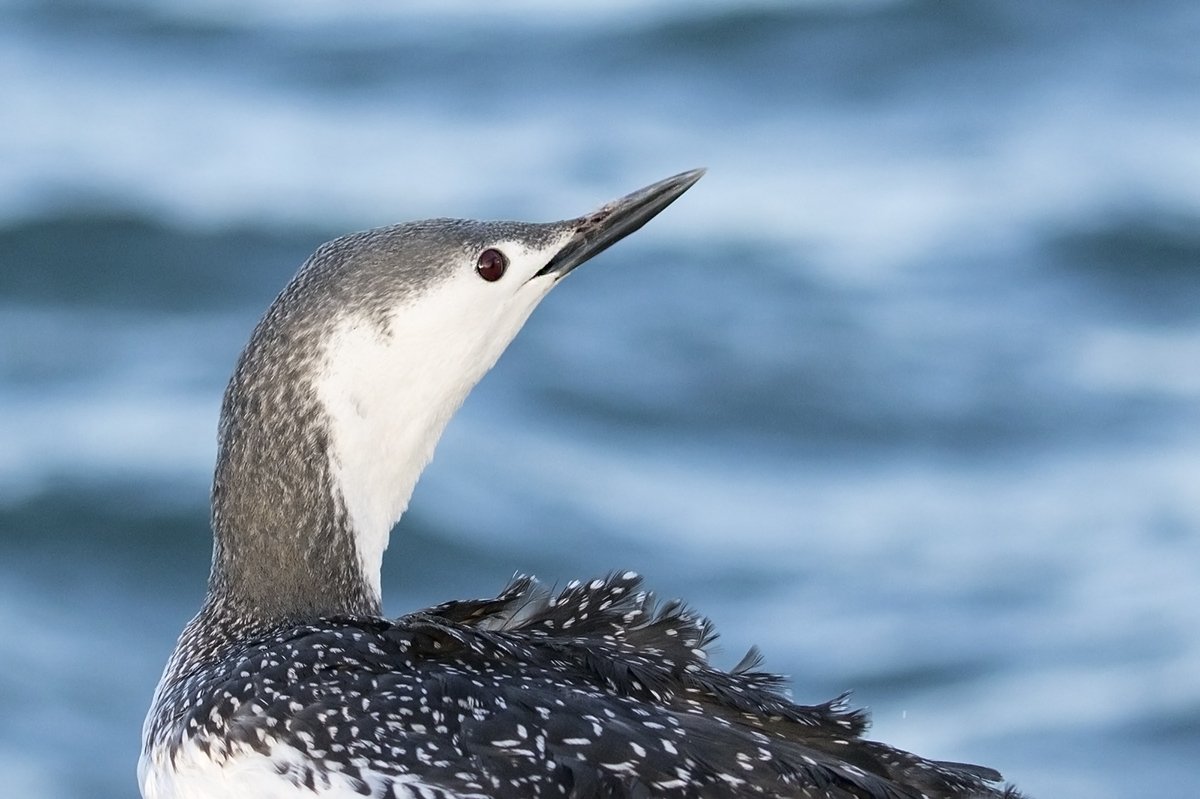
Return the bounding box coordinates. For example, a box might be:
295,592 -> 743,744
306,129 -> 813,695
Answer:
1,1 -> 1198,797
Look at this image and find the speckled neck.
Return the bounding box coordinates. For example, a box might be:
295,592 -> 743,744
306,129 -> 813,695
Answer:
205,261 -> 382,625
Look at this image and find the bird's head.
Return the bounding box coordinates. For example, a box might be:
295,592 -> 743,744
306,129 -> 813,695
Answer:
211,170 -> 705,618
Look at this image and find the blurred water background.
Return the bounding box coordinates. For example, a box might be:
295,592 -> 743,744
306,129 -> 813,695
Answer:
1,0 -> 1198,796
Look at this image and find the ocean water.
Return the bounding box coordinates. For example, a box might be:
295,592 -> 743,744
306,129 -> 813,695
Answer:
1,0 -> 1198,796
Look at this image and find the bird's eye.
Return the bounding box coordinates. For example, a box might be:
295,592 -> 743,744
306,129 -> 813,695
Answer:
475,248 -> 508,282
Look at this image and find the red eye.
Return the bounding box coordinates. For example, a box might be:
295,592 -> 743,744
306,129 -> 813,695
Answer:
475,248 -> 508,282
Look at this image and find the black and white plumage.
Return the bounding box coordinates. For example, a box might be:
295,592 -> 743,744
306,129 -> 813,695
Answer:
140,171 -> 1023,798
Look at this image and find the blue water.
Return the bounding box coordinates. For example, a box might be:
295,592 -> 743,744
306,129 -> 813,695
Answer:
2,0 -> 1198,796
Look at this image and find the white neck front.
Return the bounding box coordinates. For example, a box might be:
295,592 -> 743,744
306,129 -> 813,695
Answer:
314,268 -> 554,602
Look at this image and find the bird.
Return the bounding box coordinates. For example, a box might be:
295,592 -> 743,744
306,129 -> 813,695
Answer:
139,169 -> 1024,798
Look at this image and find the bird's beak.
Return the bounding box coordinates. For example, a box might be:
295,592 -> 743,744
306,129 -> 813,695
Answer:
535,168 -> 706,279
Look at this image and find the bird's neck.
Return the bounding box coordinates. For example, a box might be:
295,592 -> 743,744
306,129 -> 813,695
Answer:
208,377 -> 384,623
205,309 -> 481,624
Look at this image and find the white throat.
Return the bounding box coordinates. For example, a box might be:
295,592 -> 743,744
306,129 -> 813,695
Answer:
314,241 -> 563,602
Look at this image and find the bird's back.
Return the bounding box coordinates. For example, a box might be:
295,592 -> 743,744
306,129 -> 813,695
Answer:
142,572 -> 1019,799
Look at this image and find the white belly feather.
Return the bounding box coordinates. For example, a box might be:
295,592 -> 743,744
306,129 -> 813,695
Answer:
138,739 -> 468,799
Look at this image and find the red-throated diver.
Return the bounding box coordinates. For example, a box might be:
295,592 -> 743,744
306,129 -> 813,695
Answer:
140,170 -> 1022,798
